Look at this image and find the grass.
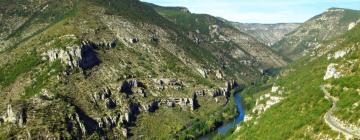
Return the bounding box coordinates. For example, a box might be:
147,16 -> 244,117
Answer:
23,60 -> 63,99
2,0 -> 79,53
0,51 -> 41,88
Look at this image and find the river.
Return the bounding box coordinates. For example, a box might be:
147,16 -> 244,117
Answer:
198,93 -> 245,140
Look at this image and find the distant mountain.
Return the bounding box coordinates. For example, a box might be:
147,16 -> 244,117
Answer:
149,3 -> 287,70
231,23 -> 300,46
273,8 -> 360,60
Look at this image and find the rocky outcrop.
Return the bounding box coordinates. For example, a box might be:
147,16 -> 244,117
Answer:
161,97 -> 197,110
91,87 -> 117,109
141,100 -> 160,112
1,105 -> 26,127
119,79 -> 147,96
348,19 -> 360,30
43,40 -> 116,70
152,78 -> 184,91
231,23 -> 300,46
209,25 -> 221,38
96,113 -> 123,128
324,64 -> 342,80
129,37 -> 139,43
67,112 -> 88,136
252,93 -> 283,115
43,46 -> 82,68
188,31 -> 202,44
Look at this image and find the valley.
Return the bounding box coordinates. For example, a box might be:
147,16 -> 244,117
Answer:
0,0 -> 359,140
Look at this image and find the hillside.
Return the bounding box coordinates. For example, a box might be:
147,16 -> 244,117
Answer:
273,8 -> 360,60
149,3 -> 287,71
231,23 -> 300,46
229,23 -> 360,139
0,0 -> 290,139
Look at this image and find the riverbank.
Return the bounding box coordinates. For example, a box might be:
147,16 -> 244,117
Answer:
198,92 -> 245,140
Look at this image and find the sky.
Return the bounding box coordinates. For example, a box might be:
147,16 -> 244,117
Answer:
140,0 -> 360,23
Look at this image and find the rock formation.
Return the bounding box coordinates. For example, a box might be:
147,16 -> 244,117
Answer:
324,63 -> 342,80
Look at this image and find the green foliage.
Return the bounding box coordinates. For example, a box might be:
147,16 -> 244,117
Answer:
2,0 -> 79,53
23,60 -> 63,99
0,51 -> 41,88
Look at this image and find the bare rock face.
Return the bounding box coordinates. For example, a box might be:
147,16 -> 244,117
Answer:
141,100 -> 160,112
209,25 -> 221,38
348,19 -> 359,30
43,46 -> 82,68
43,40 -> 115,70
162,97 -> 196,110
96,113 -> 122,128
231,23 -> 300,46
1,105 -> 26,127
324,63 -> 342,80
119,79 -> 146,95
152,78 -> 184,91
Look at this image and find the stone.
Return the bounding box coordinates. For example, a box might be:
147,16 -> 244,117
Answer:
324,64 -> 342,80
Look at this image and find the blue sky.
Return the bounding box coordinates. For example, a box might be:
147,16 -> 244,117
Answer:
140,0 -> 360,23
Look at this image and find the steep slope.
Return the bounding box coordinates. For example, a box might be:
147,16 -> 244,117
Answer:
231,23 -> 300,46
273,8 -> 360,60
0,0 -> 276,139
149,3 -> 287,71
229,23 -> 360,140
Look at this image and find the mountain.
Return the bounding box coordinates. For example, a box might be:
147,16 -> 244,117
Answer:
228,19 -> 360,140
273,8 -> 360,60
0,0 -> 287,139
149,3 -> 287,70
231,23 -> 300,46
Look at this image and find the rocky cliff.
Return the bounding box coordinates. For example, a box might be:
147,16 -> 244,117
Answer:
231,23 -> 300,46
273,8 -> 360,60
